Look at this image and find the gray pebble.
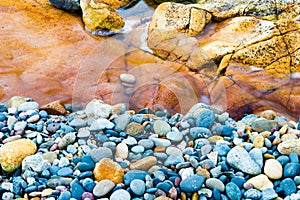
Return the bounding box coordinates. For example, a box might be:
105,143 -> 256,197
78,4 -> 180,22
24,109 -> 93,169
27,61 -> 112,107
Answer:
130,179 -> 146,195
138,139 -> 154,149
77,127 -> 91,138
110,189 -> 131,200
166,131 -> 183,143
88,147 -> 113,163
93,180 -> 115,197
18,102 -> 39,112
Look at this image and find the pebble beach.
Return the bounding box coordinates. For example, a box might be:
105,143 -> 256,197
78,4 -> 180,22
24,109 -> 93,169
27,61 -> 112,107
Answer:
0,96 -> 300,200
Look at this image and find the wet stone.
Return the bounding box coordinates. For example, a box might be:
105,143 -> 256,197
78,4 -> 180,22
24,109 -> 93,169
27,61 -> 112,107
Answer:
180,174 -> 206,192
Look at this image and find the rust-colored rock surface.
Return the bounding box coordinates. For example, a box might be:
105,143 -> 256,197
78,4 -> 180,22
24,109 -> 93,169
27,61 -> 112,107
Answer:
0,0 -> 103,105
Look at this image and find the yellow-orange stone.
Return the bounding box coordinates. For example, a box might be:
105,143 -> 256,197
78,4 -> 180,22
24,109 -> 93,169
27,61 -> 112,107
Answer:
0,139 -> 37,172
93,158 -> 124,184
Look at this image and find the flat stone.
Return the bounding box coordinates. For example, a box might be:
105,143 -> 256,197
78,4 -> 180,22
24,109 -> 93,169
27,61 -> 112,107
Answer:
93,180 -> 115,197
130,179 -> 146,195
205,178 -> 225,192
164,154 -> 185,166
124,170 -> 149,185
130,156 -> 157,171
0,139 -> 37,172
151,138 -> 171,147
166,131 -> 183,142
226,146 -> 261,175
90,118 -> 114,131
244,189 -> 262,199
18,102 -> 40,112
93,158 -> 124,184
41,100 -> 67,115
114,114 -> 131,132
251,118 -> 278,132
264,159 -> 282,179
246,174 -> 274,191
180,174 -> 206,192
88,147 -> 113,163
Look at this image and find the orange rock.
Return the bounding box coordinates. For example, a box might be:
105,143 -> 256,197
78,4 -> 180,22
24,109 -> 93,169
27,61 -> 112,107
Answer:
40,100 -> 67,115
93,158 -> 124,184
130,156 -> 157,171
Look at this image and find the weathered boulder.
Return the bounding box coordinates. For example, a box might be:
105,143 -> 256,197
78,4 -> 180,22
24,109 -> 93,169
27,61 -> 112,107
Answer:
80,0 -> 125,32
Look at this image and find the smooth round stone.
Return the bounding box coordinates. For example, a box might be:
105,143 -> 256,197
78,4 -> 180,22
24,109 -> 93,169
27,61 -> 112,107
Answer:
280,178 -> 296,196
27,114 -> 40,123
69,118 -> 87,128
153,120 -> 171,137
120,73 -> 136,84
294,176 -> 300,185
57,167 -> 73,176
277,155 -> 290,166
166,131 -> 183,143
130,156 -> 157,171
110,189 -> 131,200
151,138 -> 171,147
264,159 -> 282,179
180,174 -> 206,192
88,147 -> 113,163
284,163 -> 300,178
18,102 -> 39,112
244,189 -> 262,199
43,152 -> 58,164
67,145 -> 78,155
205,178 -> 225,192
46,177 -> 72,188
164,154 -> 184,166
90,118 -> 114,131
166,147 -> 182,156
123,137 -> 138,146
130,179 -> 146,195
227,146 -> 261,175
156,182 -> 172,193
189,127 -> 212,139
195,109 -> 215,128
93,180 -> 115,197
225,182 -> 242,200
138,139 -> 154,149
116,143 -> 129,159
77,128 -> 91,138
131,145 -> 145,154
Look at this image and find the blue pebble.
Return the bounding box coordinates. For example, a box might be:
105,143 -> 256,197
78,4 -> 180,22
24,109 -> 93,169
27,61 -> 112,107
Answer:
36,124 -> 43,132
60,123 -> 75,133
70,179 -> 85,200
277,155 -> 290,166
156,182 -> 172,193
213,143 -> 231,156
78,171 -> 93,179
213,188 -> 221,200
298,118 -> 300,130
261,188 -> 278,200
82,178 -> 96,192
280,178 -> 296,196
289,152 -> 299,163
41,170 -> 51,178
221,194 -> 229,200
119,131 -> 127,137
219,175 -> 229,184
284,163 -> 300,178
58,190 -> 71,200
39,110 -> 48,118
57,167 -> 73,177
24,185 -> 38,193
196,109 -> 215,128
218,161 -> 230,171
244,189 -> 261,199
67,145 -> 78,155
180,174 -> 206,192
130,179 -> 146,196
124,170 -> 149,185
77,162 -> 94,171
0,104 -> 8,112
294,176 -> 300,185
231,177 -> 246,189
0,113 -> 6,121
131,114 -> 144,124
221,125 -> 235,137
50,165 -> 60,175
225,182 -> 242,200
